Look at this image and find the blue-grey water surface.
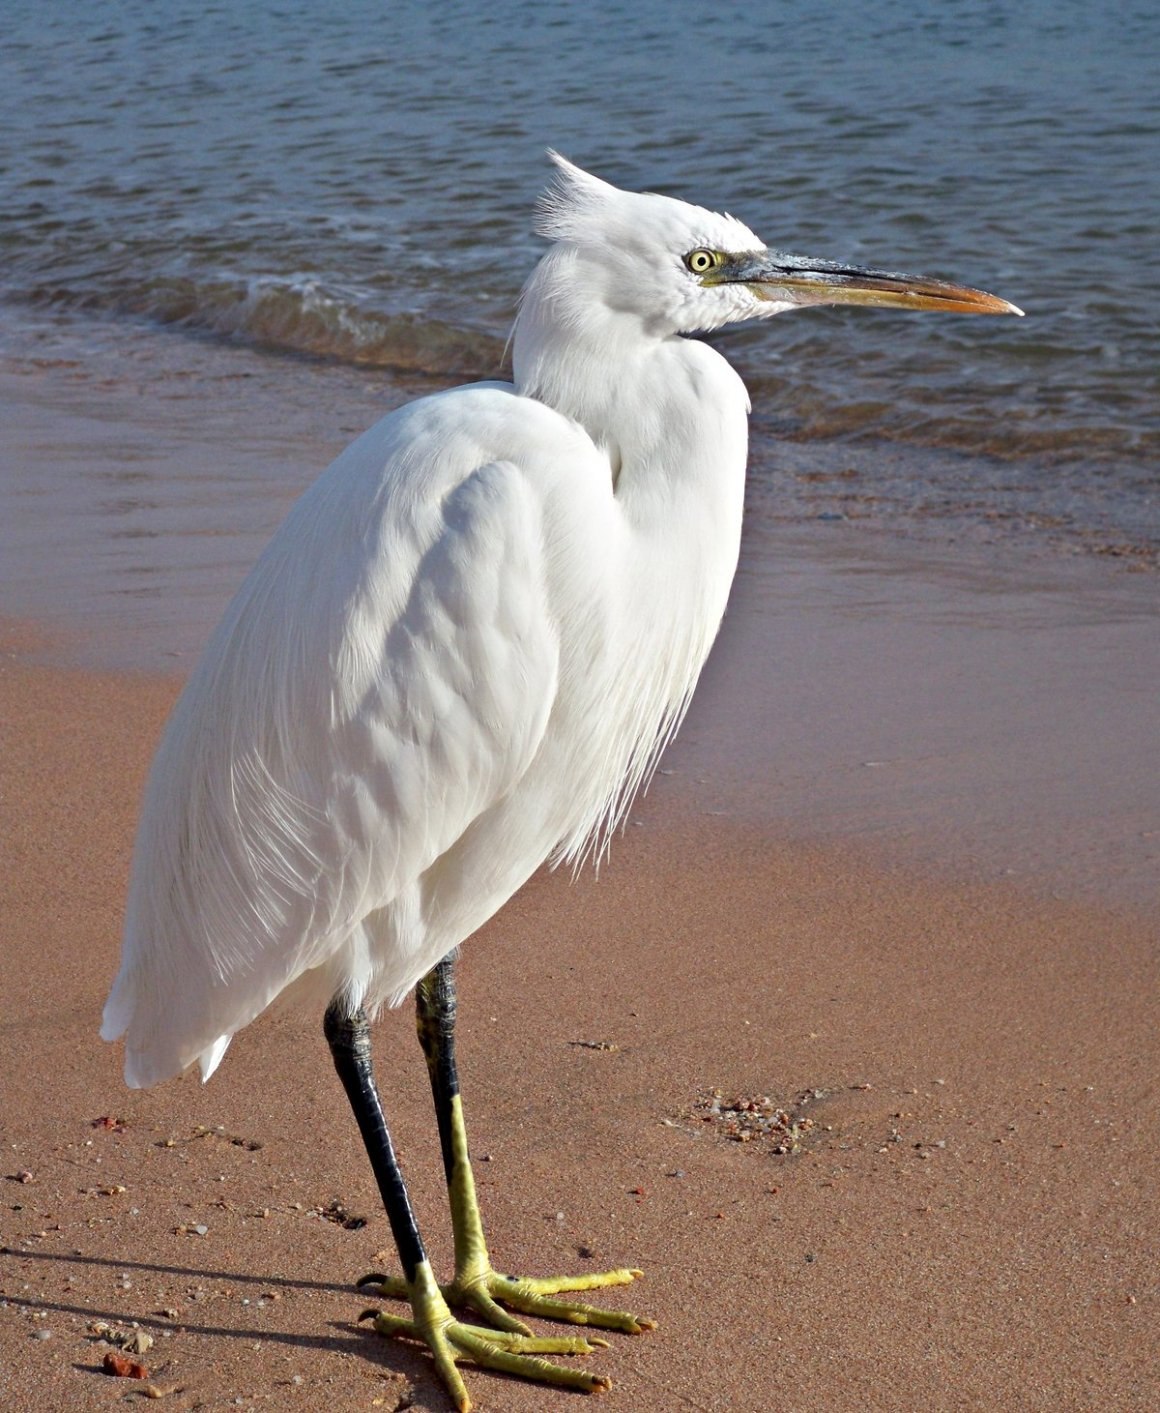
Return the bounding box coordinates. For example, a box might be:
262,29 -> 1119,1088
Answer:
2,0 -> 1158,558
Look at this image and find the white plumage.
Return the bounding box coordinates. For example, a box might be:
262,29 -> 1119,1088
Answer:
100,155 -> 1022,1410
102,154 -> 1019,1091
102,158 -> 754,1086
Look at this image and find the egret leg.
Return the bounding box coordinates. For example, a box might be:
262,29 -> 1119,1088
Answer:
324,1004 -> 610,1410
358,956 -> 654,1339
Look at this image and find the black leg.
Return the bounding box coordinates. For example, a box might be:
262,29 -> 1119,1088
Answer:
330,992 -> 616,1409
339,983 -> 632,1401
414,951 -> 499,1293
409,951 -> 650,1342
324,1001 -> 426,1283
415,950 -> 461,1187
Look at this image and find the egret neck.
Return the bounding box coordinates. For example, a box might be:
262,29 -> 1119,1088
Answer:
512,241 -> 749,598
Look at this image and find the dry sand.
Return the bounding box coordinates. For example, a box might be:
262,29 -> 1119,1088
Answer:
1,633 -> 1156,1412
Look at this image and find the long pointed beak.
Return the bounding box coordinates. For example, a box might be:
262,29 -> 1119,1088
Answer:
720,251 -> 1023,316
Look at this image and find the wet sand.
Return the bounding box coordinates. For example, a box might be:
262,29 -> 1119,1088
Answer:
1,366 -> 1157,1410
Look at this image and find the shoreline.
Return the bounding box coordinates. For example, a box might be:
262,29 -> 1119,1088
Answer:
2,350 -> 1157,916
0,649 -> 1156,1411
1,335 -> 1156,681
1,347 -> 1157,1407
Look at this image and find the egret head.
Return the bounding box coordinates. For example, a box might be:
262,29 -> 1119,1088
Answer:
530,152 -> 1022,338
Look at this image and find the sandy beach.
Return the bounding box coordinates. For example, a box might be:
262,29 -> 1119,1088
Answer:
1,347 -> 1158,1412
4,2 -> 1159,1405
2,575 -> 1157,1413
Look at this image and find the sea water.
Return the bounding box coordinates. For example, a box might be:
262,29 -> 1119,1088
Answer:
1,0 -> 1158,593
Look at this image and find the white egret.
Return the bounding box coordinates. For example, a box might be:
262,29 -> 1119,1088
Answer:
102,153 -> 1021,1408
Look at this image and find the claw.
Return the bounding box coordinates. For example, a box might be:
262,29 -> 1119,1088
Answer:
473,1267 -> 654,1334
363,1261 -> 615,1406
359,1271 -> 409,1300
362,1260 -> 653,1337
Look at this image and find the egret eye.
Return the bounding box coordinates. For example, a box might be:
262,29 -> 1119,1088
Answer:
684,248 -> 719,275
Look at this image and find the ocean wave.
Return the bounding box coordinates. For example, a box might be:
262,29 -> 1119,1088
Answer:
14,270 -> 507,378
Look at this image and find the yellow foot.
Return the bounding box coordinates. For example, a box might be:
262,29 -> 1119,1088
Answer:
359,1260 -> 612,1411
359,1262 -> 655,1337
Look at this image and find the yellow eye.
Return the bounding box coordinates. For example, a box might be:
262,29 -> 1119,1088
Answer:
685,248 -> 718,275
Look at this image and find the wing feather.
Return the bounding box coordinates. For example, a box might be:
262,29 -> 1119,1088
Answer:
103,386 -> 572,1085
